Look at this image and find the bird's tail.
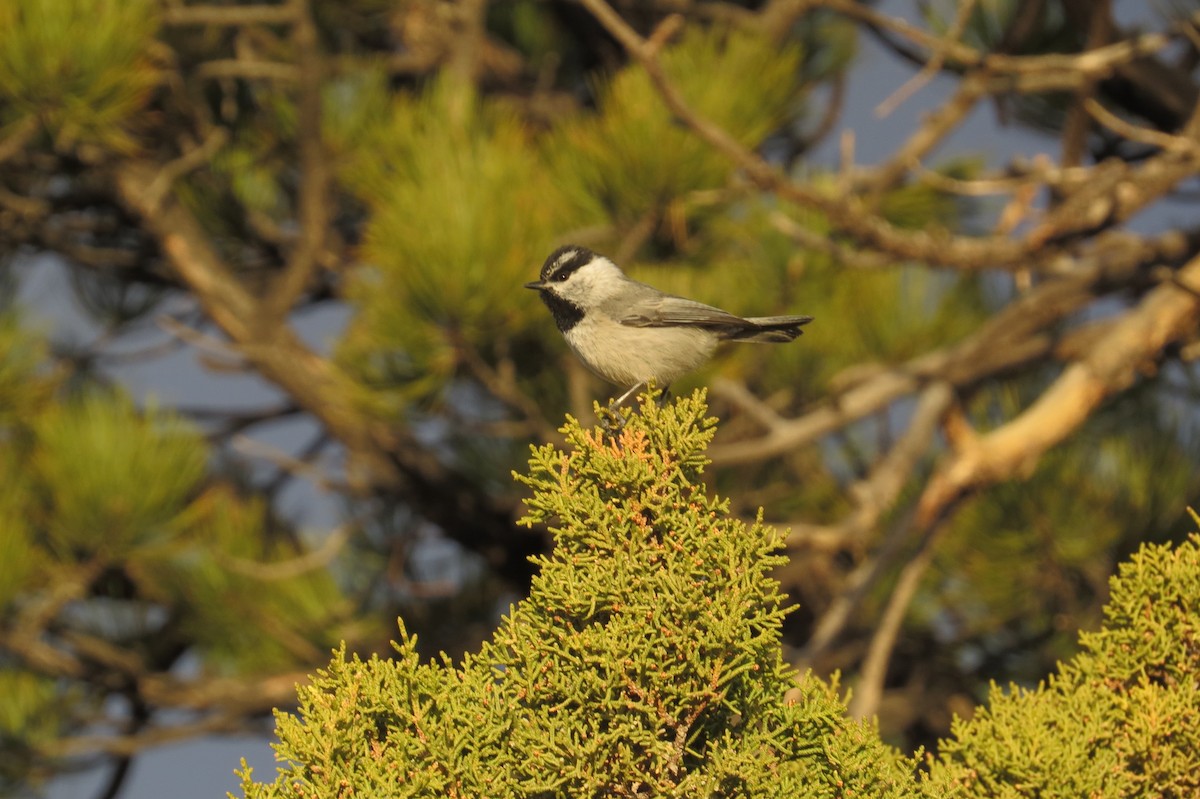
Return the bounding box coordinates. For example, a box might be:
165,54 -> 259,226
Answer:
728,315 -> 814,343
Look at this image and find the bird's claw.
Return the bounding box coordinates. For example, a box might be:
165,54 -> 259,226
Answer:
598,404 -> 630,437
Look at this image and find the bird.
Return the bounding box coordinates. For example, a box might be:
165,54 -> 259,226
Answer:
525,245 -> 813,407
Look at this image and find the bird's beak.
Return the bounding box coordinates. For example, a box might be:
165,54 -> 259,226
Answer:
524,280 -> 546,291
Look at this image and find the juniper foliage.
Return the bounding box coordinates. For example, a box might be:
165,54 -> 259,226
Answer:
238,391 -> 926,798
930,526 -> 1200,798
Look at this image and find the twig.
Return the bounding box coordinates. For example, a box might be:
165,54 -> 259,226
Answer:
232,433 -> 340,491
575,0 -> 1046,271
155,313 -> 245,367
46,712 -> 254,759
218,523 -> 354,580
875,0 -> 978,118
142,128 -> 229,213
796,505 -> 917,669
195,60 -> 299,82
710,377 -> 788,432
848,515 -> 947,719
776,382 -> 952,554
262,0 -> 329,323
161,4 -> 297,27
767,211 -> 893,270
0,116 -> 39,165
866,74 -> 987,196
1084,97 -> 1200,153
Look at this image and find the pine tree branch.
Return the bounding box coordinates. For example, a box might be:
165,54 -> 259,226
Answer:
873,0 -> 978,119
0,115 -> 39,165
843,253 -> 1200,719
709,230 -> 1187,466
262,0 -> 329,323
161,4 -> 298,26
913,254 -> 1200,532
577,0 -> 1046,270
112,159 -> 537,582
848,514 -> 945,719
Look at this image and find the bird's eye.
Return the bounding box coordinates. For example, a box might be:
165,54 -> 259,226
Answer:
555,272 -> 570,281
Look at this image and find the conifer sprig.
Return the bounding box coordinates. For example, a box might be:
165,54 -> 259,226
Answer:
240,390 -> 926,798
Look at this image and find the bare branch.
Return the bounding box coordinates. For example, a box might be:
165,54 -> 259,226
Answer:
261,0 -> 330,323
113,161 -> 536,583
914,254 -> 1200,530
709,229 -> 1186,465
0,115 -> 39,165
161,4 -> 297,27
218,523 -> 354,580
195,60 -> 299,82
575,0 -> 1047,270
874,0 -> 978,118
848,515 -> 946,719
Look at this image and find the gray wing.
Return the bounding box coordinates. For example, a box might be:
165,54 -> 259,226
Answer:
612,292 -> 749,329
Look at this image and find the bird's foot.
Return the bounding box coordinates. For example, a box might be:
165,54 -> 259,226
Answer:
597,403 -> 630,437
594,381 -> 647,440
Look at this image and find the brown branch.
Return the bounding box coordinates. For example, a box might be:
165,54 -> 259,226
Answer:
767,211 -> 894,270
113,161 -> 394,473
874,0 -> 978,118
866,73 -> 986,197
1084,97 -> 1200,153
771,382 -> 952,555
454,337 -> 558,442
709,230 -> 1187,466
823,0 -> 1170,77
448,0 -> 490,85
195,60 -> 299,82
0,115 -> 39,165
4,561 -> 109,679
848,514 -> 947,719
796,504 -> 918,670
262,0 -> 329,323
914,254 -> 1200,530
161,4 -> 297,27
841,253 -> 1200,719
47,711 -> 258,759
112,160 -> 537,582
840,383 -> 953,534
575,0 -> 1048,271
1059,3 -> 1112,170
141,127 -> 230,213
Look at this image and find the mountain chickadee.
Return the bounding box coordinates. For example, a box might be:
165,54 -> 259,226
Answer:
525,245 -> 813,405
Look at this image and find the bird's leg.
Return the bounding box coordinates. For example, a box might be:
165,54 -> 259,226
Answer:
613,381 -> 646,409
597,381 -> 644,435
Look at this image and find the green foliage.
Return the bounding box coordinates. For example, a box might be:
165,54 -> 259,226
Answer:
0,382 -> 357,663
920,387 -> 1200,681
30,392 -> 208,557
157,486 -> 357,673
0,670 -> 64,789
685,192 -> 986,394
931,531 -> 1200,798
0,323 -> 369,786
0,0 -> 159,153
0,478 -> 39,609
0,312 -> 54,427
336,76 -> 577,399
551,27 -> 803,227
238,392 -> 927,798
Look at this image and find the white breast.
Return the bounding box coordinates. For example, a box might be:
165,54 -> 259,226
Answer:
564,315 -> 718,387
